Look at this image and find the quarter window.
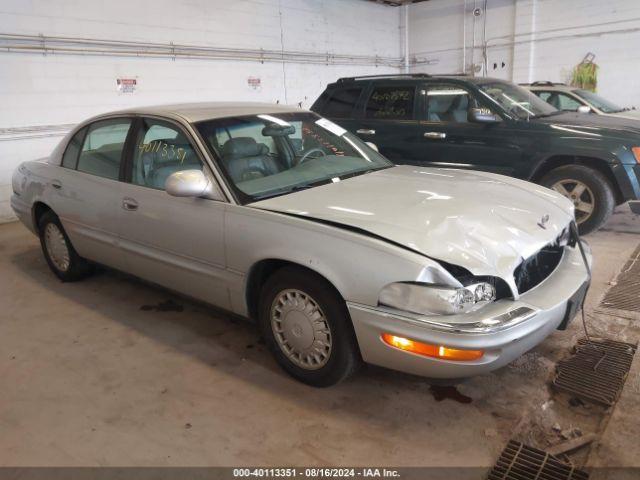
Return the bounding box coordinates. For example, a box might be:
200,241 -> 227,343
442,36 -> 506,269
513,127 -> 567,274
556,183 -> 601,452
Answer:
131,119 -> 202,190
426,85 -> 473,123
365,86 -> 415,120
323,88 -> 363,118
77,119 -> 132,180
61,127 -> 87,169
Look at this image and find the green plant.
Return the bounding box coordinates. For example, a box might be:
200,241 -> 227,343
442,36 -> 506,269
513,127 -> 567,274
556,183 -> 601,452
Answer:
571,56 -> 598,92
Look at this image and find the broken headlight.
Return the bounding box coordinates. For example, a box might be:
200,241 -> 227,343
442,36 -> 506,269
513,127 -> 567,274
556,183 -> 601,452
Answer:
379,282 -> 496,316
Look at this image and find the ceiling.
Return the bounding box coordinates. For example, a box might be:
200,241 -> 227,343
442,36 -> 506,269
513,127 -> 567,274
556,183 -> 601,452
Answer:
366,0 -> 429,6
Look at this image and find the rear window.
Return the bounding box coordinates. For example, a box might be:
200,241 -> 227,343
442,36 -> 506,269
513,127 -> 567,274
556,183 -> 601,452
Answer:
365,86 -> 415,120
322,88 -> 363,118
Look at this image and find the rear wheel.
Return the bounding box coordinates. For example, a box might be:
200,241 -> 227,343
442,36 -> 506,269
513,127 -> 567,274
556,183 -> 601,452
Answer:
540,165 -> 615,235
258,266 -> 361,387
38,210 -> 94,281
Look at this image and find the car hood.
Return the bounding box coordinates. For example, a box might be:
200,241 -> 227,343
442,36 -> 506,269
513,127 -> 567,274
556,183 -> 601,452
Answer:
250,166 -> 574,285
608,109 -> 640,121
532,111 -> 640,137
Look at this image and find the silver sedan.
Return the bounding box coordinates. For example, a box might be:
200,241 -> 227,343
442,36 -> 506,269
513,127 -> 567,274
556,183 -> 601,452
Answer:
11,102 -> 591,386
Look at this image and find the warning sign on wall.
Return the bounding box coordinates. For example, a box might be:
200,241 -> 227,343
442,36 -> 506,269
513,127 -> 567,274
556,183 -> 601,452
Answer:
247,77 -> 261,90
116,78 -> 138,94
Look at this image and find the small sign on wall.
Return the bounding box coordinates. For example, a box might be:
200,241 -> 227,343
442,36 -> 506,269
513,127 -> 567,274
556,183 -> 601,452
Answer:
116,77 -> 138,94
247,76 -> 261,90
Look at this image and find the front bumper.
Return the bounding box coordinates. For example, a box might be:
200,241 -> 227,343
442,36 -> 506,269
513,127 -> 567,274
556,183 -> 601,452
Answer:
347,242 -> 592,379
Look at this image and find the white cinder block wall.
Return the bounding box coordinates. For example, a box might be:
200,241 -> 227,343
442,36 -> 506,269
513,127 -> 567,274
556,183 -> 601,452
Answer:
0,0 -> 404,221
409,0 -> 640,106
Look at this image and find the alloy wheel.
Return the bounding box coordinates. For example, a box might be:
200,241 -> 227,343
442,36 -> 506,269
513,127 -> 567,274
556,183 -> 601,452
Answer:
551,179 -> 595,225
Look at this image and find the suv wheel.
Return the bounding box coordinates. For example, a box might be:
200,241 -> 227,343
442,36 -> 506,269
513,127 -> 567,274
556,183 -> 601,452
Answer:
258,266 -> 361,387
38,210 -> 94,281
540,165 -> 615,235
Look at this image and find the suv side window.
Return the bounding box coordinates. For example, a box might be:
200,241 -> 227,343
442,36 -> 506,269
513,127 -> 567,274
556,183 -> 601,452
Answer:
426,85 -> 474,123
77,119 -> 132,180
365,86 -> 415,120
323,88 -> 363,118
131,118 -> 202,190
61,127 -> 87,169
536,91 -> 582,111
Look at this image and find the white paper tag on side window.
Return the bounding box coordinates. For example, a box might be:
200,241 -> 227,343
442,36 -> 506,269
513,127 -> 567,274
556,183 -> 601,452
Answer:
315,118 -> 347,137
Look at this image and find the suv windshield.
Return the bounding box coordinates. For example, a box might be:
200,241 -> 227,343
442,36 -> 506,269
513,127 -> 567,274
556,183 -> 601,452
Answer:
573,89 -> 624,113
478,81 -> 557,119
196,111 -> 392,203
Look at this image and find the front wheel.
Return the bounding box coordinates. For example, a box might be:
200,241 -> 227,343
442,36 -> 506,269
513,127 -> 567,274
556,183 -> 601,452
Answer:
258,266 -> 361,387
540,165 -> 615,235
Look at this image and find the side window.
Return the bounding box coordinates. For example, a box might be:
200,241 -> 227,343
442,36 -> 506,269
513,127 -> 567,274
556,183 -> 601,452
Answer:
426,85 -> 473,123
536,91 -> 552,102
61,127 -> 87,169
323,88 -> 363,118
132,118 -> 202,190
556,93 -> 583,111
77,119 -> 132,180
365,86 -> 415,120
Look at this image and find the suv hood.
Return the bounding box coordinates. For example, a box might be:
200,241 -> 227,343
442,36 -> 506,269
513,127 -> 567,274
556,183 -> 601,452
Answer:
532,111 -> 640,137
250,166 -> 574,284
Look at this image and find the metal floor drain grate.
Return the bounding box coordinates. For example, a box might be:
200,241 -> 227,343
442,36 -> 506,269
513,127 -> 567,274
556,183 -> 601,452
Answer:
487,440 -> 589,480
552,338 -> 637,406
600,243 -> 640,313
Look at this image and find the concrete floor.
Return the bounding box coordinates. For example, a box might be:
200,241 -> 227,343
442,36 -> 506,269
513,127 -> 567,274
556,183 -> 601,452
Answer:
1,206 -> 639,471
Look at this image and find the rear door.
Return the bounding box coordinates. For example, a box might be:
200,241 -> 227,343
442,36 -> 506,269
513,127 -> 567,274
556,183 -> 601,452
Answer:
117,116 -> 231,309
352,82 -> 424,163
51,117 -> 133,270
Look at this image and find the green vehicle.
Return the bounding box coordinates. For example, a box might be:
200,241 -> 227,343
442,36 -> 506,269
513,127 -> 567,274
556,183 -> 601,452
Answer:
311,74 -> 640,234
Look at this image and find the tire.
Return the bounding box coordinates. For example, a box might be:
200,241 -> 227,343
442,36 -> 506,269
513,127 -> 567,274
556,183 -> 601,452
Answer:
539,165 -> 615,235
258,266 -> 362,387
38,210 -> 94,281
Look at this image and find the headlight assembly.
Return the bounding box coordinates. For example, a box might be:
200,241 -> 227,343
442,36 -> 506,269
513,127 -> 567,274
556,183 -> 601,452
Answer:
379,281 -> 496,316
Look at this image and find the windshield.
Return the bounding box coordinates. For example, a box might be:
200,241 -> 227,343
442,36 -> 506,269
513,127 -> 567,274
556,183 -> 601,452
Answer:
573,89 -> 624,113
478,81 -> 557,119
196,111 -> 392,203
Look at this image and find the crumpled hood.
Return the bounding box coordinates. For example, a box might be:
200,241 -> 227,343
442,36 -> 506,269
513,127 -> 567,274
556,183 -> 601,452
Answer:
250,166 -> 574,283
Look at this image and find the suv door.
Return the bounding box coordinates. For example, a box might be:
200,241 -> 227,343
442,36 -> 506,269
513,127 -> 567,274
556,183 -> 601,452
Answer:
352,82 -> 424,163
117,116 -> 231,309
52,117 -> 133,270
413,83 -> 524,176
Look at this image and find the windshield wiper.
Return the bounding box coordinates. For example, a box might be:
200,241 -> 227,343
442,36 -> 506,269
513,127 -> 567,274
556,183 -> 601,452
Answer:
252,179 -> 332,201
338,164 -> 393,180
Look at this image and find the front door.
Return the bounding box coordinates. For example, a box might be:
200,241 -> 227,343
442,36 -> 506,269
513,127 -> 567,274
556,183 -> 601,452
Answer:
415,83 -> 524,177
117,117 -> 231,309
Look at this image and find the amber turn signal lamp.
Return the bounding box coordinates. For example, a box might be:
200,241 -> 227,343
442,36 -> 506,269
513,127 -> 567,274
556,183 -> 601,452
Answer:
632,147 -> 640,164
381,333 -> 484,361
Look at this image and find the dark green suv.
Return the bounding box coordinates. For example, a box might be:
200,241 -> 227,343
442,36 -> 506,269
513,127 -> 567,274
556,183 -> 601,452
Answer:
311,74 -> 640,234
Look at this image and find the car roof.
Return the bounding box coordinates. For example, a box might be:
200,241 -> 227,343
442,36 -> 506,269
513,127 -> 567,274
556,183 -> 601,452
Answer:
104,102 -> 302,123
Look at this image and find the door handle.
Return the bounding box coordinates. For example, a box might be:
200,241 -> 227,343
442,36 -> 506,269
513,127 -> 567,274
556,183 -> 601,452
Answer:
356,129 -> 376,135
51,180 -> 62,190
122,197 -> 138,211
424,132 -> 447,139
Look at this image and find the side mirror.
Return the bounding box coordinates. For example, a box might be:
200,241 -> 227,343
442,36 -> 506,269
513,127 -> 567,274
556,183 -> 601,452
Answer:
365,141 -> 379,152
166,170 -> 217,199
468,108 -> 500,124
577,105 -> 592,114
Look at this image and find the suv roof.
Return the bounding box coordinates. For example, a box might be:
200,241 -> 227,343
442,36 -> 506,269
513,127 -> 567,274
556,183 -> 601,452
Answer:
520,82 -> 575,92
335,73 -> 480,84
